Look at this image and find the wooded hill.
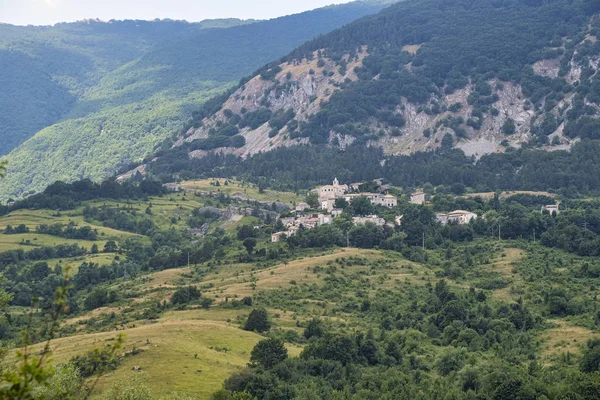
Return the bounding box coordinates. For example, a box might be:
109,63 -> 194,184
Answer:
0,0 -> 393,200
160,0 -> 600,176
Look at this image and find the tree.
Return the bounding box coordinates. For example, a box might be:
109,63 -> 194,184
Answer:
237,225 -> 256,241
91,243 -> 99,254
306,192 -> 320,209
349,196 -> 373,216
334,197 -> 349,209
503,118 -> 516,135
103,240 -> 118,253
242,238 -> 257,255
304,318 -> 324,339
441,133 -> 454,149
244,308 -> 271,332
250,338 -> 288,369
580,340 -> 600,373
171,286 -> 201,305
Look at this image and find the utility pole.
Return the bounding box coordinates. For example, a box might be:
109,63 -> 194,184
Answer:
533,228 -> 536,243
422,231 -> 425,251
188,251 -> 190,270
498,224 -> 501,240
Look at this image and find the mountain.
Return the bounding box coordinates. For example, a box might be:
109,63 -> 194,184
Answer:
152,0 -> 599,175
0,1 -> 394,200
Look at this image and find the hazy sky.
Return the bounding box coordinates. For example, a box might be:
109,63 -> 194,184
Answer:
0,0 -> 355,26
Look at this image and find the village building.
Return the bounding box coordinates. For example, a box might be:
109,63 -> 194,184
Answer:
321,199 -> 336,212
343,193 -> 398,208
316,178 -> 348,201
316,178 -> 397,209
331,208 -> 344,217
271,232 -> 285,242
353,215 -> 386,227
353,215 -> 386,226
436,210 -> 477,225
410,190 -> 425,205
541,204 -> 560,215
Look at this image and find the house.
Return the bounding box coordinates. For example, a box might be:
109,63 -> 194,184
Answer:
331,208 -> 344,217
410,190 -> 425,205
436,210 -> 477,225
352,215 -> 386,227
344,193 -> 398,208
271,232 -> 285,242
381,194 -> 398,208
321,199 -> 336,212
542,204 -> 560,215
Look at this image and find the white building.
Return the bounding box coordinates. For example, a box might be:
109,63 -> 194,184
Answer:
436,210 -> 477,225
541,204 -> 560,215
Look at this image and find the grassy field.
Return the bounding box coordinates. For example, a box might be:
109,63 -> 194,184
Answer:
178,179 -> 304,205
46,253 -> 118,274
35,313 -> 303,399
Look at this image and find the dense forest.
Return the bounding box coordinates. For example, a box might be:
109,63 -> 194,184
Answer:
143,138 -> 600,195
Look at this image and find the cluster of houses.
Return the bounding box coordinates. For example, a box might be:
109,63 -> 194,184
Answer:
271,211 -> 388,242
318,178 -> 398,212
270,179 -> 564,243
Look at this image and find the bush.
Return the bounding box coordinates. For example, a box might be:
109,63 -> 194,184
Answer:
171,286 -> 201,305
250,338 -> 288,369
244,308 -> 271,332
70,346 -> 120,378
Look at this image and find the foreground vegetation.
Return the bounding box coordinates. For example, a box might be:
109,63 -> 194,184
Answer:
0,178 -> 597,399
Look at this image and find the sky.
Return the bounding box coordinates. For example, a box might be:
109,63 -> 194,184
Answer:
0,0 -> 355,26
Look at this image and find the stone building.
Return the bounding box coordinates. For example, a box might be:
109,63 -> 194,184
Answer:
410,190 -> 425,205
352,215 -> 386,227
317,178 -> 348,201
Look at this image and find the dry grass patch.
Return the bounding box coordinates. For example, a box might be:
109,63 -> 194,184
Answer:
28,319 -> 299,399
178,179 -> 302,205
203,249 -> 381,301
539,319 -> 598,363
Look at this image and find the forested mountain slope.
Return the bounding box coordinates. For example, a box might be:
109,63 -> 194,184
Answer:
165,0 -> 600,165
0,0 -> 392,200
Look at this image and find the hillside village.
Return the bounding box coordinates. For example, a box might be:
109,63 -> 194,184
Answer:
271,178 -> 484,242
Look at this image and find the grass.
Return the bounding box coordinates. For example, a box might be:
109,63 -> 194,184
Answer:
488,248 -> 526,301
33,314 -> 302,399
539,319 -> 599,364
46,253 -> 118,274
178,179 -> 303,205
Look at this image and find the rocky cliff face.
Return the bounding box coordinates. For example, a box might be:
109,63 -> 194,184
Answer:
177,49 -> 367,158
166,32 -> 599,162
